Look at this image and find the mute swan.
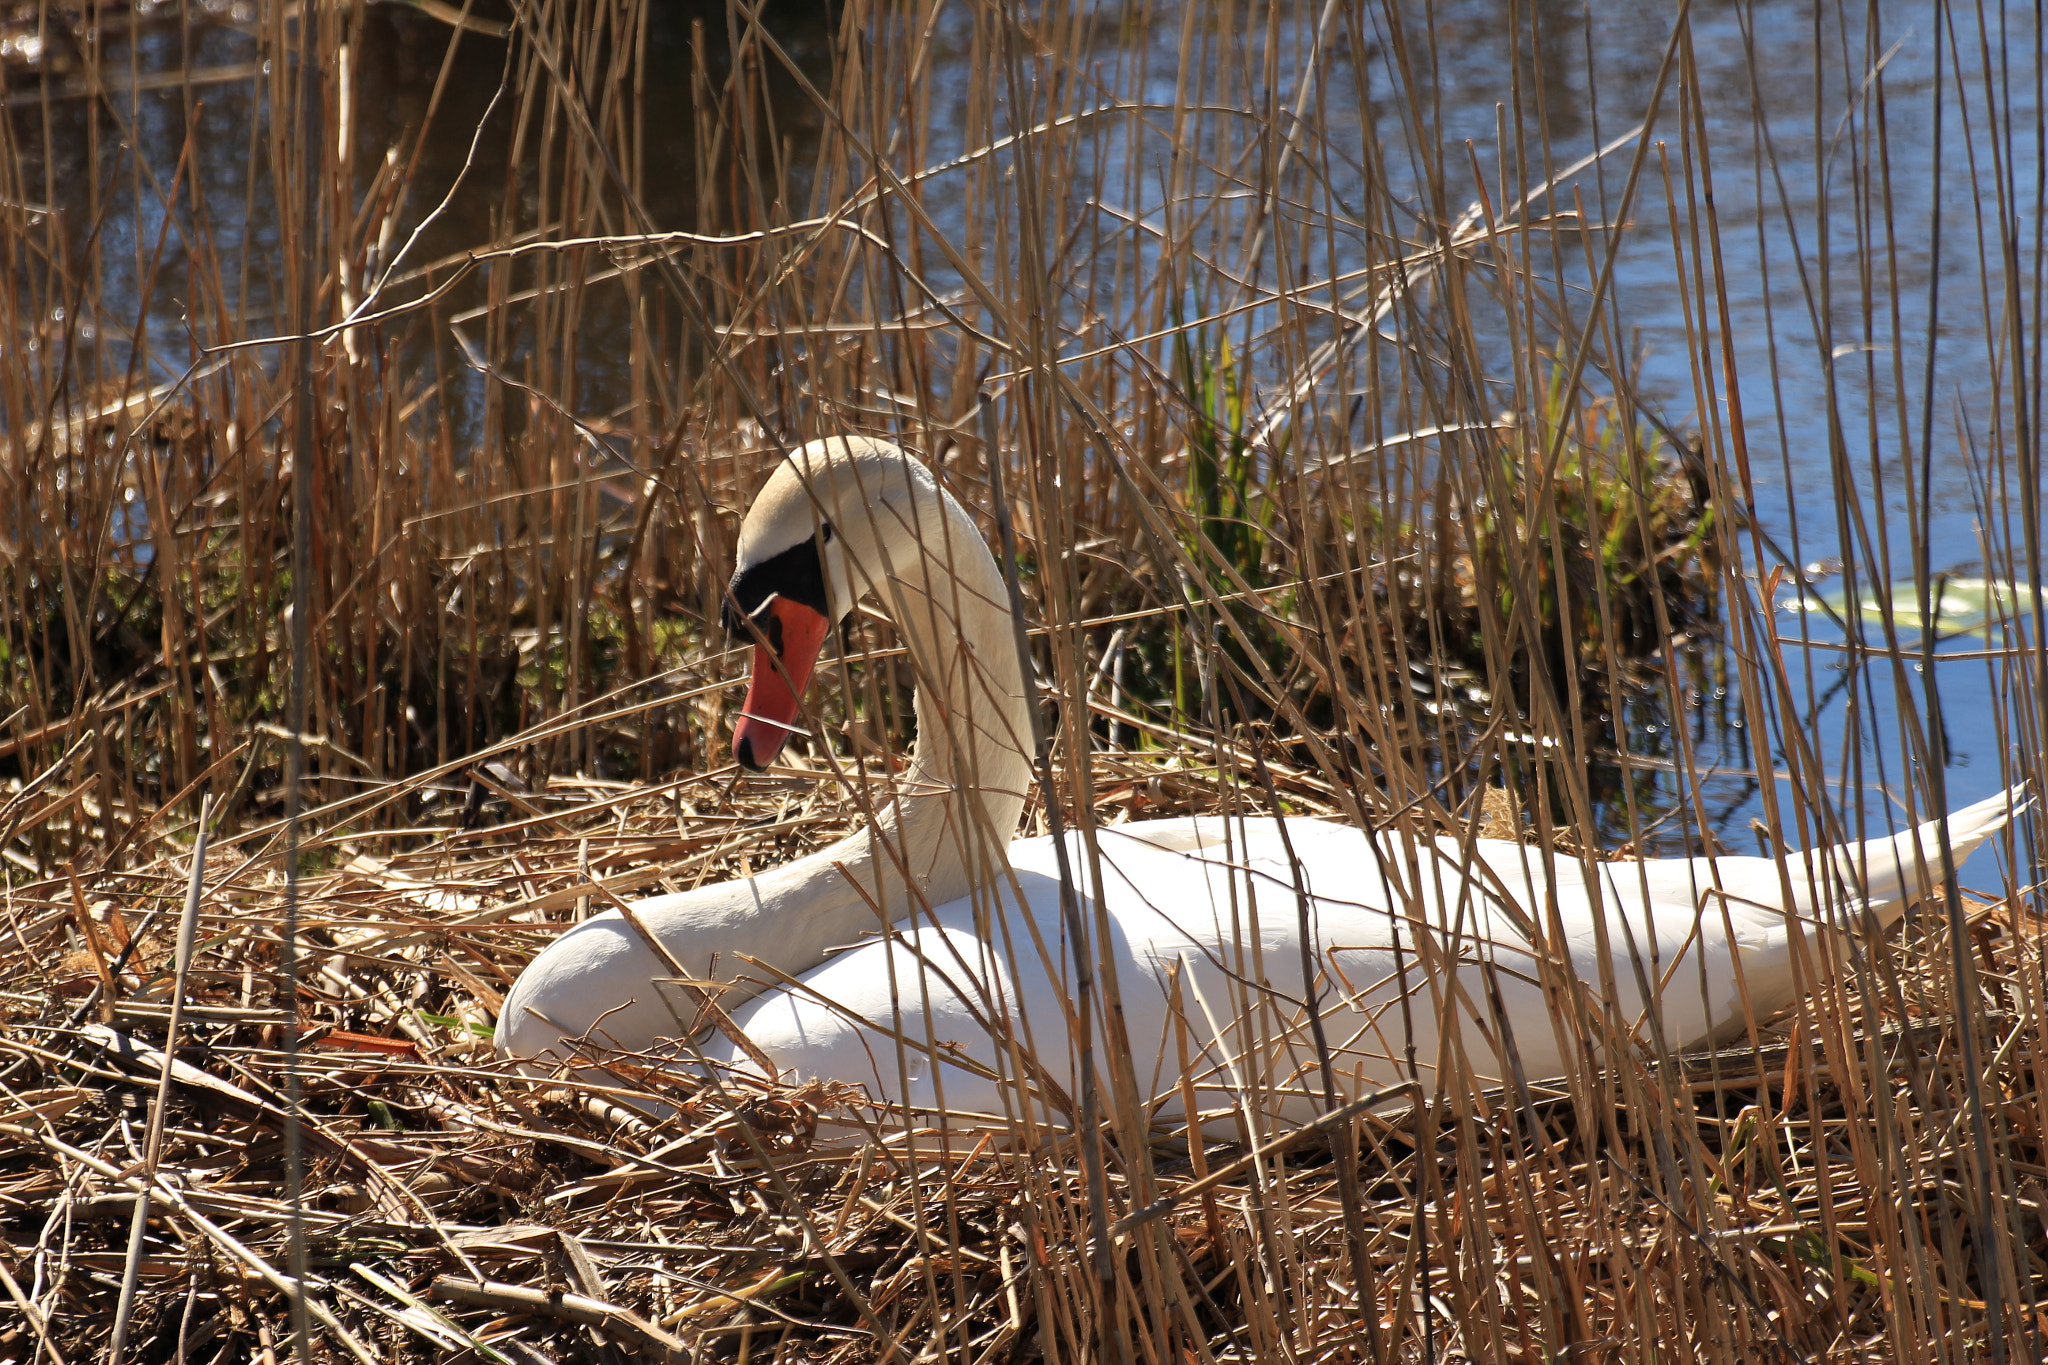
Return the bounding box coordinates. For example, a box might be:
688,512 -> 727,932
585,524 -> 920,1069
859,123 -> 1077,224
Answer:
498,436 -> 2025,1126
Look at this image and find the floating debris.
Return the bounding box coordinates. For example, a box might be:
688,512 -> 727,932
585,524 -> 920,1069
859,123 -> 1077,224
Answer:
1784,574 -> 2029,636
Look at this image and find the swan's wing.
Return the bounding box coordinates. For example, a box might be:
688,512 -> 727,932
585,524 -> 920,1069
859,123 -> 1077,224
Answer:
1814,785 -> 2027,926
1446,839 -> 1808,1049
1614,784 -> 2028,938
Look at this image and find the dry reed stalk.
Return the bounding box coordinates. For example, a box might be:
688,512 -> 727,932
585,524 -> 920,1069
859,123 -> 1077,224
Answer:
0,0 -> 2042,1360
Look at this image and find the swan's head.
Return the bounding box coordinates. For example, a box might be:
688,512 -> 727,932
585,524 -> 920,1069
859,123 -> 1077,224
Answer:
723,437 -> 944,771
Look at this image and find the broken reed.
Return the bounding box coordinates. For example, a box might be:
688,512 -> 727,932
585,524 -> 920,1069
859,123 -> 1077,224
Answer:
0,0 -> 2043,1363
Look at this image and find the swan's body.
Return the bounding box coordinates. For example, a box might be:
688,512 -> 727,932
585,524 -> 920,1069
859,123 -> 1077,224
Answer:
498,437 -> 2025,1125
708,799 -> 2019,1123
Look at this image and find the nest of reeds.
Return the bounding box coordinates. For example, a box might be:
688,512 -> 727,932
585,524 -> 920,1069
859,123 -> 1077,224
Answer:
2,743 -> 2043,1365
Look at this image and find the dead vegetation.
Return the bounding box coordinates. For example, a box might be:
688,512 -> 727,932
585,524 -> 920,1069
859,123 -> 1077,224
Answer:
0,758 -> 2043,1363
2,0 -> 2045,1361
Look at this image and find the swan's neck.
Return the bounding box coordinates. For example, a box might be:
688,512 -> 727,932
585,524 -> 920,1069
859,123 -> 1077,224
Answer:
835,517 -> 1035,913
684,494 -> 1033,989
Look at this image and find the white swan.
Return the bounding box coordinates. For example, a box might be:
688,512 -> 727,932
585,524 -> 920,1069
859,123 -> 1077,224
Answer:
498,436 -> 2025,1127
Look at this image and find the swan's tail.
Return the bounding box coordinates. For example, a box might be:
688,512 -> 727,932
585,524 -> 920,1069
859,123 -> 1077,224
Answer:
1829,784 -> 2031,928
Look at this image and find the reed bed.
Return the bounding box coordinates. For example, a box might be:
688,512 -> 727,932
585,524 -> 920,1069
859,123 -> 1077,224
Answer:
2,0 -> 2045,1360
0,752 -> 2042,1363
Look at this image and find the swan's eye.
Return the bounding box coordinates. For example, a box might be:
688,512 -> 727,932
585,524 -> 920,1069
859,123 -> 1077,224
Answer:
724,534 -> 830,639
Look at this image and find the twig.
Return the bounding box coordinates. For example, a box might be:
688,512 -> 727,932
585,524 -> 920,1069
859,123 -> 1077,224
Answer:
0,731 -> 96,852
107,796 -> 209,1365
27,1129 -> 382,1364
1110,1084 -> 1419,1236
429,1276 -> 688,1362
0,1256 -> 67,1365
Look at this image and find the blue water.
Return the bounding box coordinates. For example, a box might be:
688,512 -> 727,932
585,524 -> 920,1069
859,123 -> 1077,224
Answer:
1491,0 -> 2046,850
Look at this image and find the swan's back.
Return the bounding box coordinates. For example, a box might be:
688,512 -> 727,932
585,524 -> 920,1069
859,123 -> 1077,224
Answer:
716,793 -> 2022,1126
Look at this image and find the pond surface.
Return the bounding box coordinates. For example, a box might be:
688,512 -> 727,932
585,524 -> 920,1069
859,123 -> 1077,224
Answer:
1385,0 -> 2042,849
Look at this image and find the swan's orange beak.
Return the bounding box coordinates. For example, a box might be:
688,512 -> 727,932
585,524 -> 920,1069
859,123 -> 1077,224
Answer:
733,597 -> 831,771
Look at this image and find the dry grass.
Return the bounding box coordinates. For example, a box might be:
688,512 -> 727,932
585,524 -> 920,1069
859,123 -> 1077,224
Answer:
1,0 -> 2045,1361
1,760 -> 2044,1363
